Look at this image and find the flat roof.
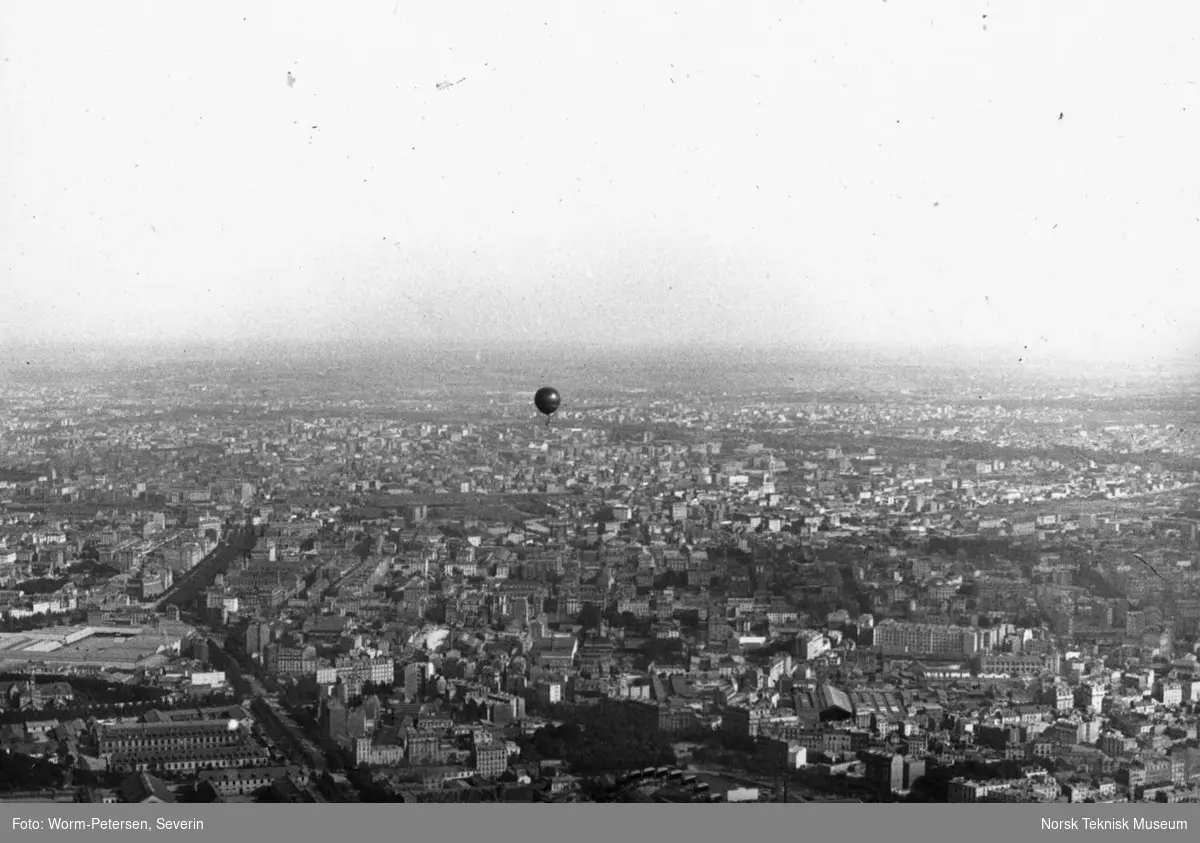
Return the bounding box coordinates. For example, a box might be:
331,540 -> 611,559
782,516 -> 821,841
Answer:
0,622 -> 191,669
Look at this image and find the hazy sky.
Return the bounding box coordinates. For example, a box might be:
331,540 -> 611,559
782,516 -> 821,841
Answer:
2,1 -> 1198,363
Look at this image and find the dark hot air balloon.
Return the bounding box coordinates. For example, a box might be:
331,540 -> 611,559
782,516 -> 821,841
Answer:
534,386 -> 561,425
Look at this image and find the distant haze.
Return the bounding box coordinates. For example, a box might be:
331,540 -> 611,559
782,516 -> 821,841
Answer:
2,1 -> 1198,365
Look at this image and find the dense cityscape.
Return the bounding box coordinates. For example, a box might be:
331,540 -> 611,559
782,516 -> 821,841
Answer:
0,347 -> 1198,805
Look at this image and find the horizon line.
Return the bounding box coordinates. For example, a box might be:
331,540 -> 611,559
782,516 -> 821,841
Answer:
3,336 -> 1195,354
2,340 -> 1197,374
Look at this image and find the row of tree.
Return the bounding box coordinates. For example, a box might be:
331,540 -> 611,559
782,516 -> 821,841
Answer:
11,577 -> 70,595
0,674 -> 172,705
519,702 -> 677,774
